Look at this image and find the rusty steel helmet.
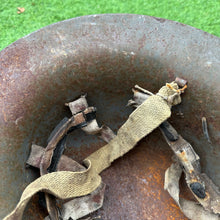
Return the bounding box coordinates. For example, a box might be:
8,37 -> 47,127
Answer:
0,14 -> 219,220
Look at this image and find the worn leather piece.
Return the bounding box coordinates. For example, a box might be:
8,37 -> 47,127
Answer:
26,126 -> 115,220
27,96 -> 116,220
161,127 -> 220,215
26,145 -> 85,172
164,163 -> 220,220
61,182 -> 106,220
40,107 -> 96,220
128,85 -> 220,219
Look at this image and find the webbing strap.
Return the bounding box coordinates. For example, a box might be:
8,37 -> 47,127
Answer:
3,82 -> 181,220
4,162 -> 101,220
85,94 -> 172,173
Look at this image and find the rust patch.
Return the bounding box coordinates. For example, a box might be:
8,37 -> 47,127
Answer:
179,151 -> 188,162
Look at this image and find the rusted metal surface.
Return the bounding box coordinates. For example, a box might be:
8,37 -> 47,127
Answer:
0,14 -> 219,220
175,77 -> 188,87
